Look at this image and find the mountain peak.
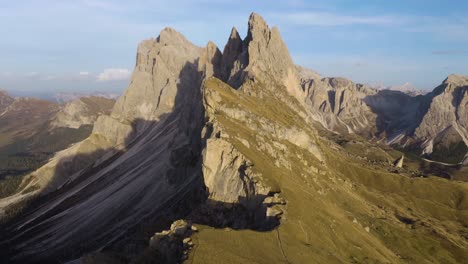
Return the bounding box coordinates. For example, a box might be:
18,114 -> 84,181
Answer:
248,12 -> 268,28
157,27 -> 193,46
247,12 -> 270,42
229,27 -> 240,40
443,74 -> 468,86
199,41 -> 223,78
222,12 -> 300,99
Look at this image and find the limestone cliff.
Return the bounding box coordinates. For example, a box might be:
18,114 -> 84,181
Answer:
0,13 -> 466,264
301,77 -> 378,136
414,75 -> 468,161
299,72 -> 468,163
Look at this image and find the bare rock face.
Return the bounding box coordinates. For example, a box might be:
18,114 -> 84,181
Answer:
295,65 -> 321,83
393,155 -> 404,168
1,12 -> 467,264
202,135 -> 260,203
307,73 -> 468,164
363,90 -> 425,140
0,26 -> 207,262
201,111 -> 270,206
301,77 -> 378,135
412,75 -> 468,162
221,27 -> 243,81
198,41 -> 223,79
107,27 -> 203,136
221,13 -> 302,100
50,96 -> 115,129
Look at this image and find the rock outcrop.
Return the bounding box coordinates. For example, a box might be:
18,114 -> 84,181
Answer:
300,72 -> 468,164
0,27 -> 207,262
50,96 -> 115,129
0,12 -> 467,264
393,155 -> 404,168
413,75 -> 468,162
301,77 -> 378,135
0,15 -> 299,262
221,13 -> 303,100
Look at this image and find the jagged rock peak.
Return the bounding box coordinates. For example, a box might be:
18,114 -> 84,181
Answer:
157,27 -> 194,46
247,12 -> 270,39
442,74 -> 468,88
221,27 -> 244,81
100,26 -> 203,145
224,26 -> 243,56
229,27 -> 241,40
224,12 -> 301,100
432,74 -> 468,95
199,41 -> 223,78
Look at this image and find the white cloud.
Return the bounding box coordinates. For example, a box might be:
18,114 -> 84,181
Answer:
79,71 -> 90,76
97,68 -> 131,81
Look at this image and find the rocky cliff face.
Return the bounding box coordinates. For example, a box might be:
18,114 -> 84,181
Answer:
300,77 -> 378,136
0,13 -> 303,263
221,13 -> 303,100
413,75 -> 468,161
299,72 -> 468,163
0,26 -> 207,262
365,75 -> 468,163
0,13 -> 467,264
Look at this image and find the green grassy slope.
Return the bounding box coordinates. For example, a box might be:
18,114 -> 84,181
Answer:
187,78 -> 468,264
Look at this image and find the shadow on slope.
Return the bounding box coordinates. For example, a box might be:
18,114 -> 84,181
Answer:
0,61 -> 204,263
188,196 -> 281,232
363,90 -> 427,139
0,61 -> 280,264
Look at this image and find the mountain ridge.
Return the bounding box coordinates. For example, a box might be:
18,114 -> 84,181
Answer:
0,12 -> 467,264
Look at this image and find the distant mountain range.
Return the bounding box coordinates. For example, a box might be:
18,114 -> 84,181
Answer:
0,91 -> 115,199
53,92 -> 120,103
0,13 -> 466,264
369,82 -> 426,96
2,90 -> 120,103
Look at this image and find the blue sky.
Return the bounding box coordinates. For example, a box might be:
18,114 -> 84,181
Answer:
1,0 -> 467,96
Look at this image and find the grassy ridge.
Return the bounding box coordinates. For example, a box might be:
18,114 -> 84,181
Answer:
188,78 -> 468,264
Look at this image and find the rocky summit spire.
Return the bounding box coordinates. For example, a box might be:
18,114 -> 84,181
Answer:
199,41 -> 223,79
97,27 -> 203,145
223,12 -> 302,99
443,74 -> 468,86
221,27 -> 243,81
245,12 -> 270,43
